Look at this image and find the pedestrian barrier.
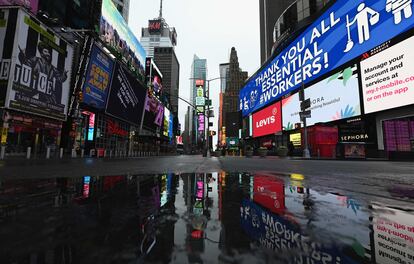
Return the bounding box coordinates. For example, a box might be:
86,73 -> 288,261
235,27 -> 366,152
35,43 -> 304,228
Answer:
0,146 -> 5,160
26,147 -> 31,159
59,148 -> 64,159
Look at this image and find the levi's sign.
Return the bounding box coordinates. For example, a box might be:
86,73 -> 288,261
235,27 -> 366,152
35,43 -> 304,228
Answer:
252,101 -> 281,138
240,0 -> 414,117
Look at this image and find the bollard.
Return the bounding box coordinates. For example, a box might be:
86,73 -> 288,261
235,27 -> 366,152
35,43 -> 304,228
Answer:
72,149 -> 77,158
317,149 -> 320,159
1,145 -> 5,160
46,147 -> 51,159
27,147 -> 31,159
59,148 -> 64,159
81,149 -> 85,158
89,149 -> 94,158
104,149 -> 108,158
110,150 -> 113,158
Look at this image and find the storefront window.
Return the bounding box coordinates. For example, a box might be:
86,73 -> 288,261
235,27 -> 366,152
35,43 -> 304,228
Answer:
384,118 -> 414,152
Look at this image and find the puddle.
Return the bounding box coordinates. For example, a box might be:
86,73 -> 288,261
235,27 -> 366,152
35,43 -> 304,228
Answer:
0,172 -> 413,263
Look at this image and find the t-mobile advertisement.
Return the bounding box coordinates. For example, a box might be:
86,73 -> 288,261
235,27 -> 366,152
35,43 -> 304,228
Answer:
372,205 -> 414,264
361,35 -> 414,114
282,65 -> 361,130
106,62 -> 147,126
252,101 -> 282,138
5,9 -> 73,120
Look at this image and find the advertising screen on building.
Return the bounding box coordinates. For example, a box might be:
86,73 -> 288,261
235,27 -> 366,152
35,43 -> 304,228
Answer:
0,0 -> 38,14
1,8 -> 73,120
82,44 -> 114,109
163,107 -> 170,137
240,0 -> 414,117
252,101 -> 282,138
282,65 -> 361,129
143,93 -> 164,131
99,0 -> 146,76
148,19 -> 162,34
145,58 -> 163,96
361,35 -> 414,114
106,62 -> 147,126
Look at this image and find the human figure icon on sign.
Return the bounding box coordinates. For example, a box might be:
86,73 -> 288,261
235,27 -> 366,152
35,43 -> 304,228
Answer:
344,3 -> 380,52
386,0 -> 413,24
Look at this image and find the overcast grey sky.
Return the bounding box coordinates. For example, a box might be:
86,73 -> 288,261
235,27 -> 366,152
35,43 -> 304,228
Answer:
129,0 -> 260,143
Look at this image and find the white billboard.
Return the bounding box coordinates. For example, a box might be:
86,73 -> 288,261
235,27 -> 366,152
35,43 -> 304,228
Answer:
282,65 -> 361,130
2,8 -> 74,120
361,35 -> 414,114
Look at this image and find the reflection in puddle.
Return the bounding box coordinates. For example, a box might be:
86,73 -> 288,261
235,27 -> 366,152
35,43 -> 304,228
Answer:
0,172 -> 413,263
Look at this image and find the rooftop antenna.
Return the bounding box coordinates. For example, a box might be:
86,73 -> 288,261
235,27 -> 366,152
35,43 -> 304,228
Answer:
159,0 -> 163,18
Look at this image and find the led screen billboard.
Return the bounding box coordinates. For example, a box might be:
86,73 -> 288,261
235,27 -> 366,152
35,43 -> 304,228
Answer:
99,0 -> 146,76
282,65 -> 361,130
252,101 -> 282,138
0,0 -> 38,14
240,0 -> 414,117
1,8 -> 73,120
143,93 -> 164,131
145,58 -> 163,97
361,35 -> 414,114
82,44 -> 114,109
106,62 -> 147,126
163,107 -> 170,137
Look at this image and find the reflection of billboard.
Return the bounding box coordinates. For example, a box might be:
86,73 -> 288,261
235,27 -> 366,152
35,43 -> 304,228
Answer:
2,8 -> 73,120
372,205 -> 414,264
361,35 -> 414,114
106,63 -> 147,125
282,66 -> 361,130
253,175 -> 285,213
240,0 -> 414,117
82,44 -> 114,109
0,0 -> 38,14
252,102 -> 282,138
99,0 -> 146,76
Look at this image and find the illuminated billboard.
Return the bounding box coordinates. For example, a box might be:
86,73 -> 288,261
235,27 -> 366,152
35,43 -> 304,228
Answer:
282,65 -> 361,130
240,0 -> 414,117
252,102 -> 282,138
99,0 -> 146,76
361,35 -> 414,114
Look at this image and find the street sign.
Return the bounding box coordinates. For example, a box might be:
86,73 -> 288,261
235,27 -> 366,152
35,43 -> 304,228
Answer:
299,110 -> 311,119
208,110 -> 214,118
196,97 -> 205,106
205,99 -> 212,106
301,98 -> 311,110
209,122 -> 213,127
196,106 -> 204,114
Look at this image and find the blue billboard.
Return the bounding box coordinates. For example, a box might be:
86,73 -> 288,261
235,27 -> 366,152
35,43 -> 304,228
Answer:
82,44 -> 114,109
240,0 -> 414,116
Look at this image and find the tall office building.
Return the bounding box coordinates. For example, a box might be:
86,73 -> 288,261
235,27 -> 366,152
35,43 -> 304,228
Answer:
141,0 -> 180,135
112,0 -> 130,23
218,63 -> 229,146
222,48 -> 248,138
259,0 -> 295,63
188,55 -> 207,150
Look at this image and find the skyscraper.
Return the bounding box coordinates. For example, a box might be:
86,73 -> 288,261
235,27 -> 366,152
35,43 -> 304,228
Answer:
111,0 -> 130,23
188,55 -> 207,151
222,48 -> 248,138
259,0 -> 295,63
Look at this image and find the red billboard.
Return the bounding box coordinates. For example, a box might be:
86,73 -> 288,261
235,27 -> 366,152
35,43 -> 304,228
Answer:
253,174 -> 285,214
252,102 -> 282,138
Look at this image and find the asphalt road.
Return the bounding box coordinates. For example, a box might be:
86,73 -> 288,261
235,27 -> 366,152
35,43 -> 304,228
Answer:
1,155 -> 413,208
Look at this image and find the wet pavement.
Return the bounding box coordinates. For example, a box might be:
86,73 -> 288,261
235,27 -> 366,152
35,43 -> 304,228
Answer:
0,172 -> 413,263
